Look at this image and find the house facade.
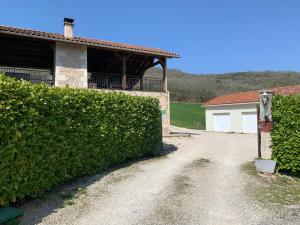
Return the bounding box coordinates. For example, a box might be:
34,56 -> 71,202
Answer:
0,18 -> 179,136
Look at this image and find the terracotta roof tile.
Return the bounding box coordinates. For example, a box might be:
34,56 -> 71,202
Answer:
204,84 -> 300,106
0,25 -> 179,58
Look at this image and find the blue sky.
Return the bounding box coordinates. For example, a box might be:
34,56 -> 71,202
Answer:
0,0 -> 299,74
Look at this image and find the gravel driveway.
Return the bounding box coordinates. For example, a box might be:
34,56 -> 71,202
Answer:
20,129 -> 300,225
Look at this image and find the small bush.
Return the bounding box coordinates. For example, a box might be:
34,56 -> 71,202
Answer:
271,95 -> 300,175
0,75 -> 162,205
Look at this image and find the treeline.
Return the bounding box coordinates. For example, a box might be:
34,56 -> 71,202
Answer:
145,68 -> 300,102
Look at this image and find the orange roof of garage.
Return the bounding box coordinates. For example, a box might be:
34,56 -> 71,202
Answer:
204,84 -> 300,106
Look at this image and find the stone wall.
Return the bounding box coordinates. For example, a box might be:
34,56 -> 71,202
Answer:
92,89 -> 170,136
54,42 -> 88,88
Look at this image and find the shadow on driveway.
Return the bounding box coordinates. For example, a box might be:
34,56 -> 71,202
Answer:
19,142 -> 178,225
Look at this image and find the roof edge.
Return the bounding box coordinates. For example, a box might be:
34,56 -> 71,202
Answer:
0,27 -> 179,58
204,101 -> 259,107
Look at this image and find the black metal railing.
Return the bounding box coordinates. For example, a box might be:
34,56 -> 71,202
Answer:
88,73 -> 164,92
0,66 -> 53,85
88,73 -> 123,89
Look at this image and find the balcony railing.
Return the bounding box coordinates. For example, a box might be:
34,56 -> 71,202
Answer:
0,66 -> 53,85
88,73 -> 164,92
0,68 -> 164,92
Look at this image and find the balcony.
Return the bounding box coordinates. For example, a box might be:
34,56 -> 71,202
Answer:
0,66 -> 53,85
0,67 -> 165,92
88,73 -> 164,92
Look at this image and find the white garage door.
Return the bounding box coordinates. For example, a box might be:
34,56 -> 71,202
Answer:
242,112 -> 257,133
213,113 -> 230,132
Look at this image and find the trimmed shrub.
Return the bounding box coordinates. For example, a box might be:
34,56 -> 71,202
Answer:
0,75 -> 162,205
271,95 -> 300,175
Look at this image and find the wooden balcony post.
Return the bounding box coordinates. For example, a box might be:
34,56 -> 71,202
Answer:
140,76 -> 144,91
122,54 -> 127,90
162,58 -> 167,92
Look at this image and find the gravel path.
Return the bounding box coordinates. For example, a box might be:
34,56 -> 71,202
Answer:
20,129 -> 300,225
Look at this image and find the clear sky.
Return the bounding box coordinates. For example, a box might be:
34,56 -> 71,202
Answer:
0,0 -> 299,74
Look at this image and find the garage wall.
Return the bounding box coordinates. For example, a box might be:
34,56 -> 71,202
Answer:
205,103 -> 258,133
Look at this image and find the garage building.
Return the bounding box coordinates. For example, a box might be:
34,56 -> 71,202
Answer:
204,85 -> 300,134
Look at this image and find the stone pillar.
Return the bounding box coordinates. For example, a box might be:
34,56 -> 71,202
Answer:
160,91 -> 170,136
261,132 -> 272,159
54,42 -> 88,88
259,91 -> 274,159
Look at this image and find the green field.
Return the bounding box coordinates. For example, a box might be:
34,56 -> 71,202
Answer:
170,102 -> 205,130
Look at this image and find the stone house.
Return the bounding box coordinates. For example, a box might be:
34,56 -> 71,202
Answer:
0,18 -> 179,136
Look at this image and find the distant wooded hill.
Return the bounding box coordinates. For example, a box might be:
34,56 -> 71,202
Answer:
145,68 -> 300,102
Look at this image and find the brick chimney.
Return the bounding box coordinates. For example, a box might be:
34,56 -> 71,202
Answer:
64,18 -> 74,38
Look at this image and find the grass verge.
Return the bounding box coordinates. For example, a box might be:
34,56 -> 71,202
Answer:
242,162 -> 300,206
170,102 -> 205,129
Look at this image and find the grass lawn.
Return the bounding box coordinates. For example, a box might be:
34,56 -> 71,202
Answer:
170,102 -> 205,130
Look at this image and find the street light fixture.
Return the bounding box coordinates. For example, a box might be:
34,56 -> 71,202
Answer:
262,90 -> 270,121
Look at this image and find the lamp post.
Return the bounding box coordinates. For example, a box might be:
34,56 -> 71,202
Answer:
255,90 -> 276,173
257,90 -> 270,159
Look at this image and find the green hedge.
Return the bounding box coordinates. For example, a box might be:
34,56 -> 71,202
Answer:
0,75 -> 162,205
271,95 -> 300,175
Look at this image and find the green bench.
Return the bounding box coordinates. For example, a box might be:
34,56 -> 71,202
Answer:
0,207 -> 23,224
